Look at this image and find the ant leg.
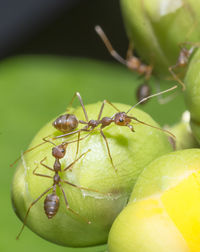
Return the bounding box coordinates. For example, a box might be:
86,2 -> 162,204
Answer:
54,127 -> 87,139
129,116 -> 176,139
95,25 -> 127,65
178,41 -> 200,50
40,157 -> 54,172
59,184 -> 91,224
97,100 -> 107,121
100,100 -> 121,119
168,64 -> 186,90
126,42 -> 134,59
75,131 -> 81,159
10,135 -> 54,167
62,179 -> 109,195
16,186 -> 53,240
97,99 -> 121,120
100,128 -> 117,172
67,92 -> 89,122
63,149 -> 91,172
33,166 -> 53,179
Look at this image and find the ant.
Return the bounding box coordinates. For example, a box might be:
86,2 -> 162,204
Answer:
53,87 -> 177,172
95,25 -> 153,103
16,142 -> 105,239
169,42 -> 200,90
11,87 -> 176,172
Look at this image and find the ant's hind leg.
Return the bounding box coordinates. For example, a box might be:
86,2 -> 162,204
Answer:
16,186 -> 53,240
59,185 -> 91,224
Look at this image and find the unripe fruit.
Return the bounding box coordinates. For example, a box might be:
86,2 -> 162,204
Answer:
12,102 -> 172,247
167,111 -> 199,150
108,149 -> 200,252
120,0 -> 200,77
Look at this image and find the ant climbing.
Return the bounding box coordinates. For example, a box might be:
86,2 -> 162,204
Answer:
169,42 -> 200,90
54,87 -> 177,172
16,143 -> 105,239
95,25 -> 153,103
11,87 -> 176,172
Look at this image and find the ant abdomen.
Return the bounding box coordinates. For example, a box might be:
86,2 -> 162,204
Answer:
137,83 -> 151,103
44,194 -> 60,219
53,114 -> 78,133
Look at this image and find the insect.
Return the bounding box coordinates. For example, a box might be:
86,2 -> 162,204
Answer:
169,42 -> 200,90
54,87 -> 177,172
11,87 -> 176,172
95,25 -> 153,102
16,143 -> 103,239
10,93 -> 88,168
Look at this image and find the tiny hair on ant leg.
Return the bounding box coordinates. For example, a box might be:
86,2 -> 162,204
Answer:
169,41 -> 200,90
16,144 -> 109,239
54,86 -> 177,172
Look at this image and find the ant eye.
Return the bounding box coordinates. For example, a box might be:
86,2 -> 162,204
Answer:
61,149 -> 65,153
119,118 -> 124,122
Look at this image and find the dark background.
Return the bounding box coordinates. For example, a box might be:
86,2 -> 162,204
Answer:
0,0 -> 128,61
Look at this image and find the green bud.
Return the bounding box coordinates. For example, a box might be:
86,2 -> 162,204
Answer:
166,111 -> 199,150
120,0 -> 200,77
12,102 -> 172,247
108,149 -> 200,252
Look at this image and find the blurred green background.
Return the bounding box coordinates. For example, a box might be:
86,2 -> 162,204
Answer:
0,55 -> 185,252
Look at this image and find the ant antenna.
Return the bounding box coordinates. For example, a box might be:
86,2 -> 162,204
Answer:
126,85 -> 177,114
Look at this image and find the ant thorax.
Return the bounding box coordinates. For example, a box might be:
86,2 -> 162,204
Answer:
88,120 -> 99,128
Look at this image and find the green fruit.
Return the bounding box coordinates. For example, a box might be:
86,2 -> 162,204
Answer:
108,149 -> 200,252
12,102 -> 172,247
167,111 -> 199,150
120,0 -> 200,77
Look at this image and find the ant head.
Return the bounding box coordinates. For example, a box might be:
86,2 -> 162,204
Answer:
114,112 -> 131,126
52,144 -> 67,159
